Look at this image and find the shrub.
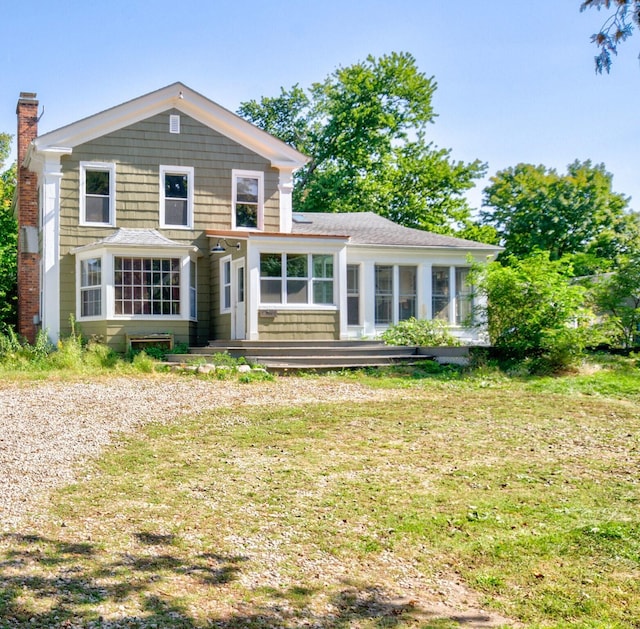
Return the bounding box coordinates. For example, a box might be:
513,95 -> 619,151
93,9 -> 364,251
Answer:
380,317 -> 461,347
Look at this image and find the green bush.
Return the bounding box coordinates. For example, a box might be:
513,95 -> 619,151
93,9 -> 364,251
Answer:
380,317 -> 461,347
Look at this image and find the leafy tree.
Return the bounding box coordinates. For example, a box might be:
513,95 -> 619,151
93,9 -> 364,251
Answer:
581,0 -> 640,73
470,252 -> 591,370
588,254 -> 640,347
481,160 -> 639,275
0,133 -> 17,331
238,52 -> 487,235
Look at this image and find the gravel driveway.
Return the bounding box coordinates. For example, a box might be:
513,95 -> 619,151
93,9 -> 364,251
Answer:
0,375 -> 515,627
0,375 -> 391,529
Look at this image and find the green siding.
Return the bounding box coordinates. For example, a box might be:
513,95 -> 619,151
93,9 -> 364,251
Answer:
57,110 -> 279,348
258,311 -> 339,340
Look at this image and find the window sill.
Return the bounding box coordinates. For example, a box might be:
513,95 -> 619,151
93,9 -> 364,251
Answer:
259,304 -> 337,311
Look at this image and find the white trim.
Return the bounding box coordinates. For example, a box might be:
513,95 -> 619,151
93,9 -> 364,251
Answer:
258,252 -> 337,308
159,165 -> 194,229
33,83 -> 309,171
79,161 -> 116,227
76,255 -> 104,321
40,158 -> 64,343
232,169 -> 264,231
278,168 -> 295,233
220,255 -> 232,314
74,245 -> 197,322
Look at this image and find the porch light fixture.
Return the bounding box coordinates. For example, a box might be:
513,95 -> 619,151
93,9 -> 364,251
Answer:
211,238 -> 241,254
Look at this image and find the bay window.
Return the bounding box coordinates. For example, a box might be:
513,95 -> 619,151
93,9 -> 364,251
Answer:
114,257 -> 181,315
76,249 -> 197,321
80,258 -> 102,317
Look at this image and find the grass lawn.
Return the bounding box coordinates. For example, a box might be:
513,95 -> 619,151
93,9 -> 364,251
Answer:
1,358 -> 639,627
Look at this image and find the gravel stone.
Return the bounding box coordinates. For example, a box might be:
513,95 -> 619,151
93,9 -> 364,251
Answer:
0,375 -> 395,529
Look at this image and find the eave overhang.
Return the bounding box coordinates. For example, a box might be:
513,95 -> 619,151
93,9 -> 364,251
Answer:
31,82 -> 310,171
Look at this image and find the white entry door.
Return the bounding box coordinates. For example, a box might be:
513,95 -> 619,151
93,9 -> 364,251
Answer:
231,259 -> 246,340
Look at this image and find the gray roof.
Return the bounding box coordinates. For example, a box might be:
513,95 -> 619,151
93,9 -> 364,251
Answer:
291,212 -> 500,250
71,228 -> 195,254
98,228 -> 187,248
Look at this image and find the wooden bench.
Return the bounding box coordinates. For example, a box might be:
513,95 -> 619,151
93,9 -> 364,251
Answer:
126,333 -> 174,352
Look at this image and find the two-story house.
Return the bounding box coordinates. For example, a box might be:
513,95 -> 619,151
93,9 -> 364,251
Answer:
15,83 -> 500,352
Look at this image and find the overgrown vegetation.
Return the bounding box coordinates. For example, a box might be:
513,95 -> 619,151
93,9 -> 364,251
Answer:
1,358 -> 638,627
0,326 -> 263,381
380,317 -> 461,347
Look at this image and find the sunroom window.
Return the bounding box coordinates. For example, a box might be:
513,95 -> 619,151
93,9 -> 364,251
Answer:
432,266 -> 473,324
375,264 -> 417,326
260,253 -> 334,305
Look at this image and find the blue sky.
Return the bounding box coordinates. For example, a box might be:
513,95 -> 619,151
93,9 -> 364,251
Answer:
2,0 -> 638,213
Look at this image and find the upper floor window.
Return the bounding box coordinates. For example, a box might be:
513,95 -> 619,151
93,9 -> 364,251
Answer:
160,165 -> 194,229
232,170 -> 263,230
80,162 -> 116,226
432,266 -> 473,324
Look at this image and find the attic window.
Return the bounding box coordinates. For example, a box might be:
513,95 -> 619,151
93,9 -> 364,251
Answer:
169,115 -> 180,134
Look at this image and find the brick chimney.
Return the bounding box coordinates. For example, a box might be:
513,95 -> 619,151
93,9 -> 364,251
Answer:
16,92 -> 40,344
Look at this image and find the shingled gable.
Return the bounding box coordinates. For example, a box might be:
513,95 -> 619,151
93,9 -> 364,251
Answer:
292,212 -> 502,250
28,82 -> 309,171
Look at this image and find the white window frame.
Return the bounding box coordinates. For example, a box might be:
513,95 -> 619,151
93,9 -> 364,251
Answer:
374,264 -> 418,327
75,247 -> 197,322
79,162 -> 116,227
220,255 -> 232,314
190,260 -> 197,320
232,169 -> 264,231
259,252 -> 336,308
160,165 -> 194,229
347,263 -> 362,326
78,256 -> 104,320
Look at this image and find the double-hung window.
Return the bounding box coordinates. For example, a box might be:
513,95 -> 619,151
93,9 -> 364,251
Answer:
233,170 -> 263,230
374,265 -> 393,325
432,266 -> 473,324
347,264 -> 361,325
160,165 -> 194,228
455,267 -> 473,325
80,258 -> 102,317
80,162 -> 116,226
432,266 -> 451,321
260,253 -> 334,306
375,264 -> 418,325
